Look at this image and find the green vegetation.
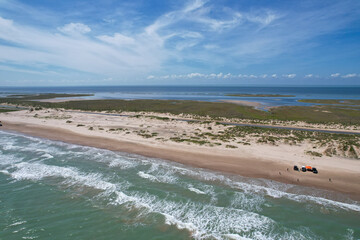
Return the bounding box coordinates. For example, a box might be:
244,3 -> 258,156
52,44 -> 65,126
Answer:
226,94 -> 295,97
1,94 -> 360,124
109,128 -> 124,131
0,109 -> 17,113
148,115 -> 170,121
6,93 -> 93,100
170,137 -> 210,145
225,144 -> 238,148
306,151 -> 323,157
299,99 -> 360,105
135,129 -> 159,138
34,114 -> 71,120
270,105 -> 360,124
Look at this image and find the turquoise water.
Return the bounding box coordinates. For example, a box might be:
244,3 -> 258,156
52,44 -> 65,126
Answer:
0,130 -> 359,240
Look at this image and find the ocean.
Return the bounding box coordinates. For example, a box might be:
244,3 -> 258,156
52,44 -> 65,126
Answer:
0,131 -> 359,240
1,86 -> 360,109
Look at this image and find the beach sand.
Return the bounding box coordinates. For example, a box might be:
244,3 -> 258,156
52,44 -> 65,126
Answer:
1,109 -> 360,200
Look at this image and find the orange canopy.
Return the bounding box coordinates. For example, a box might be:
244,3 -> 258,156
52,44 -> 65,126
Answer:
305,166 -> 312,170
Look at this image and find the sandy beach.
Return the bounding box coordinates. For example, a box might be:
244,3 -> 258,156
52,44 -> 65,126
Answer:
1,109 -> 360,200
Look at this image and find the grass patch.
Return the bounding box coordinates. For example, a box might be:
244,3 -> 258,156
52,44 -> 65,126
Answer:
226,144 -> 238,148
299,99 -> 360,105
306,151 -> 323,157
0,109 -> 17,113
170,137 -> 210,145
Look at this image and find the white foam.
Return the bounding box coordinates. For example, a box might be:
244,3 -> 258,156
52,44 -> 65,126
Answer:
8,221 -> 27,227
22,236 -> 38,239
228,181 -> 360,212
163,213 -> 197,232
41,153 -> 54,159
0,169 -> 10,175
108,189 -> 302,240
10,162 -> 117,194
138,171 -> 159,182
230,191 -> 265,212
223,234 -> 253,240
108,158 -> 138,169
188,187 -> 206,195
0,154 -> 23,166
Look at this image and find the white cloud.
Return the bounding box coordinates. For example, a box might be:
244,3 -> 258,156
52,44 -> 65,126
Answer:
187,72 -> 205,78
0,16 -> 165,77
149,72 -> 281,80
58,23 -> 91,35
248,74 -> 257,78
97,33 -> 135,46
223,73 -> 232,79
342,73 -> 358,78
331,73 -> 340,77
305,74 -> 313,78
246,11 -> 279,26
283,74 -> 296,78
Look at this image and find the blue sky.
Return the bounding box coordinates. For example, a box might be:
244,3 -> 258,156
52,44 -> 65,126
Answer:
0,0 -> 360,86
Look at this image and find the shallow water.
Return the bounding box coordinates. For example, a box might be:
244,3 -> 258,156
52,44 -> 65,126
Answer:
1,86 -> 360,109
0,130 -> 359,240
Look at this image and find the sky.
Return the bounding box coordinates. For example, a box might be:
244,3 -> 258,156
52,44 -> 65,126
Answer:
0,0 -> 360,86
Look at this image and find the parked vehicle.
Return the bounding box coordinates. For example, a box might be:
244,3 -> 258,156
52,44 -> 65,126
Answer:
306,166 -> 312,171
293,165 -> 299,171
312,168 -> 318,174
301,166 -> 306,172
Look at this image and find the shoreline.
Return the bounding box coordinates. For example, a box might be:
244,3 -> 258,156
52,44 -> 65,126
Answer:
2,121 -> 360,200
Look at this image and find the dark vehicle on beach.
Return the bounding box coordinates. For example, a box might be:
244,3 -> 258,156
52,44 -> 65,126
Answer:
293,165 -> 299,171
301,166 -> 306,172
0,121 -> 2,127
312,168 -> 318,174
306,166 -> 313,171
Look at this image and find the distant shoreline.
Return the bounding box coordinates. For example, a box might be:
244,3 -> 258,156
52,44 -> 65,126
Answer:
226,94 -> 295,97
